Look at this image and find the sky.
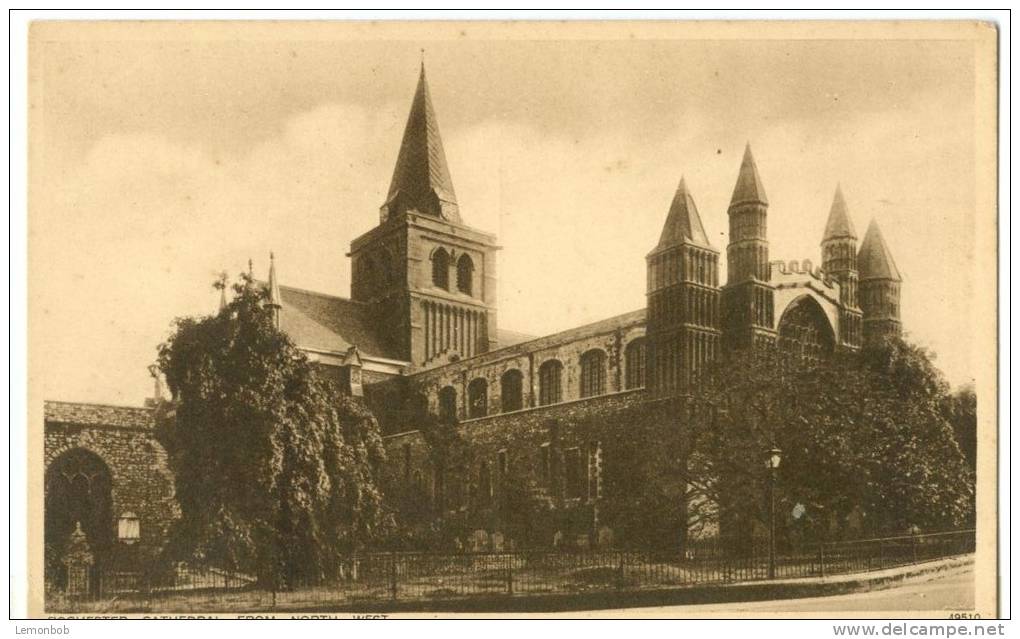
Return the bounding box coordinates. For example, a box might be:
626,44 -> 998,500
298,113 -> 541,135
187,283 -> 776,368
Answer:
29,22 -> 982,405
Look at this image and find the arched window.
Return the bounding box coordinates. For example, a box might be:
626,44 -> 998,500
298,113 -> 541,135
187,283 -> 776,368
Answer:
457,254 -> 474,295
45,448 -> 114,584
579,349 -> 607,398
538,359 -> 563,406
625,338 -> 646,389
438,386 -> 457,421
777,296 -> 836,365
431,248 -> 450,290
500,369 -> 524,413
468,378 -> 488,418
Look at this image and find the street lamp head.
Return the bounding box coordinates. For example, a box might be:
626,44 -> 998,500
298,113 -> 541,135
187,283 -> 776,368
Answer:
765,446 -> 783,470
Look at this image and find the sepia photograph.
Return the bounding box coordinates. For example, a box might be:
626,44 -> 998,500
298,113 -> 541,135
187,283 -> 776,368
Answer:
21,18 -> 1000,620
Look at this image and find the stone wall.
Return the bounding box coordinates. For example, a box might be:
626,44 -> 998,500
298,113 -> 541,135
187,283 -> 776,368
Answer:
43,402 -> 177,579
406,310 -> 647,422
382,388 -> 654,549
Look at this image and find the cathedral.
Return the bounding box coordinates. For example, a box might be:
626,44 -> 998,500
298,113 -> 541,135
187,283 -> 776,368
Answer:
261,63 -> 901,398
43,63 -> 906,580
258,63 -> 905,546
265,64 -> 902,406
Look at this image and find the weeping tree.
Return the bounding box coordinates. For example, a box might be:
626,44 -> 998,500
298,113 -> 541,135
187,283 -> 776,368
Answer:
155,274 -> 391,587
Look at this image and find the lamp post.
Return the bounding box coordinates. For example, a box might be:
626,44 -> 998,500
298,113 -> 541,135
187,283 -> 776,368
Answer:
765,446 -> 782,579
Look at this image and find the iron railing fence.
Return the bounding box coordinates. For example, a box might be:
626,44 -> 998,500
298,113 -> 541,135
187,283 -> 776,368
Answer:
48,529 -> 974,613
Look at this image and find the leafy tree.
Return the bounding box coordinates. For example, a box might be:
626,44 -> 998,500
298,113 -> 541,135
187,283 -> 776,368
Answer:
595,400 -> 693,550
381,408 -> 460,550
597,339 -> 974,554
860,338 -> 953,410
684,340 -> 974,549
942,384 -> 977,472
383,399 -> 551,551
155,274 -> 391,586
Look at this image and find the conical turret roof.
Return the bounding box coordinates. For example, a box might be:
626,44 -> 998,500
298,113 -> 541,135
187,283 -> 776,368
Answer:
656,177 -> 711,250
382,63 -> 460,222
267,252 -> 282,308
823,184 -> 857,240
858,220 -> 901,281
730,143 -> 768,207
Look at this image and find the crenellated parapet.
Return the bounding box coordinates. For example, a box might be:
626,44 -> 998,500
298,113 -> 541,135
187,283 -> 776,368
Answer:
769,257 -> 847,350
770,258 -> 843,293
770,258 -> 836,285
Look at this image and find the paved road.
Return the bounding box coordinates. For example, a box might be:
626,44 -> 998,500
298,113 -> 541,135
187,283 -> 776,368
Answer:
628,565 -> 975,615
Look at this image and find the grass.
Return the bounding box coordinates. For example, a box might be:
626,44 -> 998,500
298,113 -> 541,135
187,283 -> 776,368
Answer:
45,551 -> 946,614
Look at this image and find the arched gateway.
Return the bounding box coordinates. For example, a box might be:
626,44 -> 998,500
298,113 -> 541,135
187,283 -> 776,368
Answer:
44,448 -> 113,591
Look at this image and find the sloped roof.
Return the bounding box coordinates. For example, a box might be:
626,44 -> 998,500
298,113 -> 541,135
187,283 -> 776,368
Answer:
45,401 -> 153,429
730,143 -> 769,207
823,184 -> 857,240
382,64 -> 460,223
497,328 -> 537,347
275,285 -> 401,360
858,220 -> 902,281
656,177 -> 711,249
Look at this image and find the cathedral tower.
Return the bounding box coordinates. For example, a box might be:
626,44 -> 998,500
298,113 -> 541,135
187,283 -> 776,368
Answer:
646,178 -> 721,394
858,219 -> 902,346
721,144 -> 776,351
348,64 -> 498,369
821,185 -> 863,350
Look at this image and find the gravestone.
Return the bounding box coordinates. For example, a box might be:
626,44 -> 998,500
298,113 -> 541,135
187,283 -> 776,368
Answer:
597,526 -> 614,549
552,530 -> 564,548
62,522 -> 94,596
470,529 -> 490,552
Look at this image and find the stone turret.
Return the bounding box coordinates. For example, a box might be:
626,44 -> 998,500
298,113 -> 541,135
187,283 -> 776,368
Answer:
821,185 -> 862,350
722,144 -> 776,351
858,219 -> 902,346
646,177 -> 721,394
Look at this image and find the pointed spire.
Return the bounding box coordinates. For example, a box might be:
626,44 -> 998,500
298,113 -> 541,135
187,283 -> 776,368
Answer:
823,184 -> 857,240
266,251 -> 282,309
657,177 -> 711,250
218,272 -> 228,312
381,63 -> 460,223
730,143 -> 768,207
858,219 -> 901,281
